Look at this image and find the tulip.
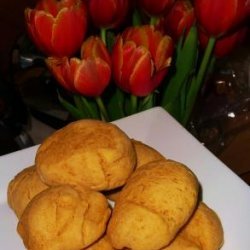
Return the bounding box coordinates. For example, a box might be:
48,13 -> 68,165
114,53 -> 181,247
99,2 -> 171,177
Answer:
194,0 -> 250,37
25,0 -> 87,57
112,25 -> 174,96
164,0 -> 195,41
46,36 -> 111,97
87,0 -> 130,29
199,27 -> 248,58
137,0 -> 175,17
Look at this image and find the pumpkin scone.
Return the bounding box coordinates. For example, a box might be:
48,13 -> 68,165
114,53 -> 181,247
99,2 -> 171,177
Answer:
36,119 -> 136,191
17,185 -> 111,250
107,159 -> 199,250
7,165 -> 48,218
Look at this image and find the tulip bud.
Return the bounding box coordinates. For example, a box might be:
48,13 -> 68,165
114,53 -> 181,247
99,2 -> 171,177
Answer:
164,0 -> 195,41
199,27 -> 248,58
25,0 -> 87,57
46,37 -> 111,97
112,25 -> 174,96
194,0 -> 250,37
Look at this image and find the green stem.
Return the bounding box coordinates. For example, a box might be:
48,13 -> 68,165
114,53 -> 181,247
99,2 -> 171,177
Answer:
130,94 -> 138,114
95,96 -> 110,121
100,28 -> 107,45
150,16 -> 159,26
183,36 -> 216,125
195,37 -> 216,92
80,96 -> 97,119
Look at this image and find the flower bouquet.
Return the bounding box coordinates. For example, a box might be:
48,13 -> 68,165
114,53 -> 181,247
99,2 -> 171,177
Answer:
24,0 -> 249,126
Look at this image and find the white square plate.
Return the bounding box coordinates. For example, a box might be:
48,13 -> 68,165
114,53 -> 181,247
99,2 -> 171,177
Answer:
0,107 -> 250,249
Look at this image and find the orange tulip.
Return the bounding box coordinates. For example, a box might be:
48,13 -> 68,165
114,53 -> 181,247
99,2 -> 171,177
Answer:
164,0 -> 195,41
46,36 -> 111,97
25,0 -> 87,57
112,25 -> 174,96
87,0 -> 130,29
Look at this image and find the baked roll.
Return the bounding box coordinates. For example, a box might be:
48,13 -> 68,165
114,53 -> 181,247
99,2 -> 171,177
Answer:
36,119 -> 136,191
107,159 -> 199,250
18,185 -> 111,250
7,165 -> 48,218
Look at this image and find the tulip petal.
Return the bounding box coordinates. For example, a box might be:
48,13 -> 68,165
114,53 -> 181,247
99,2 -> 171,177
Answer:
29,10 -> 54,55
74,58 -> 111,97
112,36 -> 124,84
119,42 -> 150,93
155,35 -> 173,71
46,57 -> 77,92
129,51 -> 155,96
81,36 -> 111,66
52,7 -> 87,56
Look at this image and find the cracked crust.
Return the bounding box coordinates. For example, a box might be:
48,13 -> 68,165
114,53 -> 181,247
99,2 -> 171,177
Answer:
35,119 -> 136,191
17,185 -> 111,250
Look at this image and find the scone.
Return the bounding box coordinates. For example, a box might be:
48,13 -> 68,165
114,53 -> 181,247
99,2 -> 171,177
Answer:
106,139 -> 166,202
172,202 -> 223,250
17,185 -> 111,250
107,159 -> 199,250
7,165 -> 48,218
36,119 -> 136,191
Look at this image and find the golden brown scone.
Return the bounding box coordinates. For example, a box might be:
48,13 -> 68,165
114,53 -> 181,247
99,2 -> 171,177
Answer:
132,139 -> 165,169
83,235 -> 115,250
7,165 -> 48,218
17,185 -> 111,250
36,119 -> 136,191
177,202 -> 224,250
107,159 -> 199,250
106,140 -> 166,202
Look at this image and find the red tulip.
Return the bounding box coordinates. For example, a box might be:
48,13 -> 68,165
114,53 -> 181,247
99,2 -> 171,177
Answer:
194,0 -> 250,37
164,0 -> 195,41
87,0 -> 130,29
137,0 -> 175,16
112,25 -> 174,96
199,27 -> 248,58
25,0 -> 87,57
46,36 -> 111,97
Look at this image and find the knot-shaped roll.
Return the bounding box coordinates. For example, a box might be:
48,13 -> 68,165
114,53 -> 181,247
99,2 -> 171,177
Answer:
107,159 -> 199,250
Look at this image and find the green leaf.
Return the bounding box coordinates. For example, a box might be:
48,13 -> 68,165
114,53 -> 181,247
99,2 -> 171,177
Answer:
73,95 -> 90,118
183,36 -> 216,125
58,92 -> 85,120
80,96 -> 100,119
106,87 -> 125,120
161,26 -> 198,109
